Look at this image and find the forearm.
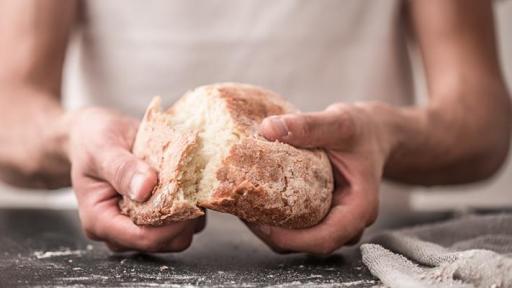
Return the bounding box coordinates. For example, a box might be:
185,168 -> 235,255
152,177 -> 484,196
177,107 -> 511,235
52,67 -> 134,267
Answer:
0,0 -> 76,188
380,82 -> 511,185
376,0 -> 512,186
0,85 -> 70,188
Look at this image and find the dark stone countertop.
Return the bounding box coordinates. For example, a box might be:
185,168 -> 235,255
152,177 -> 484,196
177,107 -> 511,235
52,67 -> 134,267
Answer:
0,208 -> 456,288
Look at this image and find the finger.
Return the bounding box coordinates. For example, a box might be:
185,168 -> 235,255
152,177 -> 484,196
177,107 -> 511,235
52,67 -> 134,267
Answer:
258,107 -> 355,149
166,224 -> 195,252
105,242 -> 130,252
95,203 -> 195,252
194,214 -> 207,234
346,231 -> 364,246
255,206 -> 364,255
244,222 -> 293,254
105,225 -> 194,253
250,185 -> 376,255
93,148 -> 158,202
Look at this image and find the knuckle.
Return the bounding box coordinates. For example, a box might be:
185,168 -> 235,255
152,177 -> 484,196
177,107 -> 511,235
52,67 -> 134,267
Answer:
84,229 -> 98,241
139,237 -> 161,252
266,235 -> 296,254
194,217 -> 207,234
112,158 -> 132,186
334,111 -> 357,140
268,234 -> 290,252
136,231 -> 158,251
95,148 -> 133,183
106,243 -> 124,252
170,235 -> 193,252
326,104 -> 357,143
70,149 -> 94,176
269,245 -> 290,255
79,213 -> 100,241
298,115 -> 314,136
82,223 -> 99,241
365,199 -> 379,227
136,230 -> 173,252
314,239 -> 338,256
366,209 -> 378,227
348,232 -> 364,246
146,244 -> 163,252
81,152 -> 95,171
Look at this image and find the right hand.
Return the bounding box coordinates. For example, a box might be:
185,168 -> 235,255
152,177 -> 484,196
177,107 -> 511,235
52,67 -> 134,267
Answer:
66,107 -> 205,252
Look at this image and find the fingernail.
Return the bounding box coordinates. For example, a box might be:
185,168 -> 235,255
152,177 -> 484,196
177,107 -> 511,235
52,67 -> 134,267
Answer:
269,116 -> 289,139
129,172 -> 146,202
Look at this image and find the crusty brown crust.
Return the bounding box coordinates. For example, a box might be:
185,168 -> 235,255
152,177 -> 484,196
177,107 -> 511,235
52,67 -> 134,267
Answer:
216,84 -> 296,133
200,137 -> 332,229
119,98 -> 204,225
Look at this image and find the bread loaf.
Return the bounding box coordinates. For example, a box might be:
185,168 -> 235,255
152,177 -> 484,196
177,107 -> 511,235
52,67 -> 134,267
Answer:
120,83 -> 333,228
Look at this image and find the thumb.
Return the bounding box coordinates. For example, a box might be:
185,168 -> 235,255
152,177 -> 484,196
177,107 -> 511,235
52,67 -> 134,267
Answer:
93,148 -> 158,202
259,108 -> 355,149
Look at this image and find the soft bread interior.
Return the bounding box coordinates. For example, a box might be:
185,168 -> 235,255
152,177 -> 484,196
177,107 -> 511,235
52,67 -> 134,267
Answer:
160,89 -> 239,205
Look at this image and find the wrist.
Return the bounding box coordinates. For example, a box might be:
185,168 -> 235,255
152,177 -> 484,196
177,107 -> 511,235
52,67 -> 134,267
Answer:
18,98 -> 74,188
370,102 -> 434,182
54,107 -> 96,162
37,107 -> 73,178
355,102 -> 404,162
356,101 -> 431,168
47,109 -> 73,163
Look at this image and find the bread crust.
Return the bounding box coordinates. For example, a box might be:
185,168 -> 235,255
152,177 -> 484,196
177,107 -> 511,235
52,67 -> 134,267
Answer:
119,98 -> 204,225
120,83 -> 334,228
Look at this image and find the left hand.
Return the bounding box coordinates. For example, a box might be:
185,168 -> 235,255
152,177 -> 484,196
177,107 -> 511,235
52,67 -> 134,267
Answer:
246,102 -> 395,255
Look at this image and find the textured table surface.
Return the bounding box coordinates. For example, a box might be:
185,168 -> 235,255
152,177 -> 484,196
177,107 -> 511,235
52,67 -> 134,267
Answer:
0,208 -> 455,288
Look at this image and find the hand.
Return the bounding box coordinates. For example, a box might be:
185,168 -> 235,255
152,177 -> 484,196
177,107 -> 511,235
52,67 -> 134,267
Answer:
67,108 -> 205,252
247,102 -> 395,255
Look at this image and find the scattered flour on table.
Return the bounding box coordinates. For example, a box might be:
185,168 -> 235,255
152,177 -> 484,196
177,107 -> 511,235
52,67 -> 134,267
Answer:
34,249 -> 84,259
264,279 -> 378,288
58,275 -> 109,282
159,265 -> 169,272
340,279 -> 379,287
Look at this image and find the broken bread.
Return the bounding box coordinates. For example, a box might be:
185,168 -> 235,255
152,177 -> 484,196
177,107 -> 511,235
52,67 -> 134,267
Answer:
120,83 -> 334,228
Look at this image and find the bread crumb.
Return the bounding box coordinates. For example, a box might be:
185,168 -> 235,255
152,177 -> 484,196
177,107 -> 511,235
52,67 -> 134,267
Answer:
159,265 -> 169,272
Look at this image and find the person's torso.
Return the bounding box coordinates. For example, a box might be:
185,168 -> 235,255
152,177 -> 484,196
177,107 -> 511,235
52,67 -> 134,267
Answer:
64,0 -> 413,115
